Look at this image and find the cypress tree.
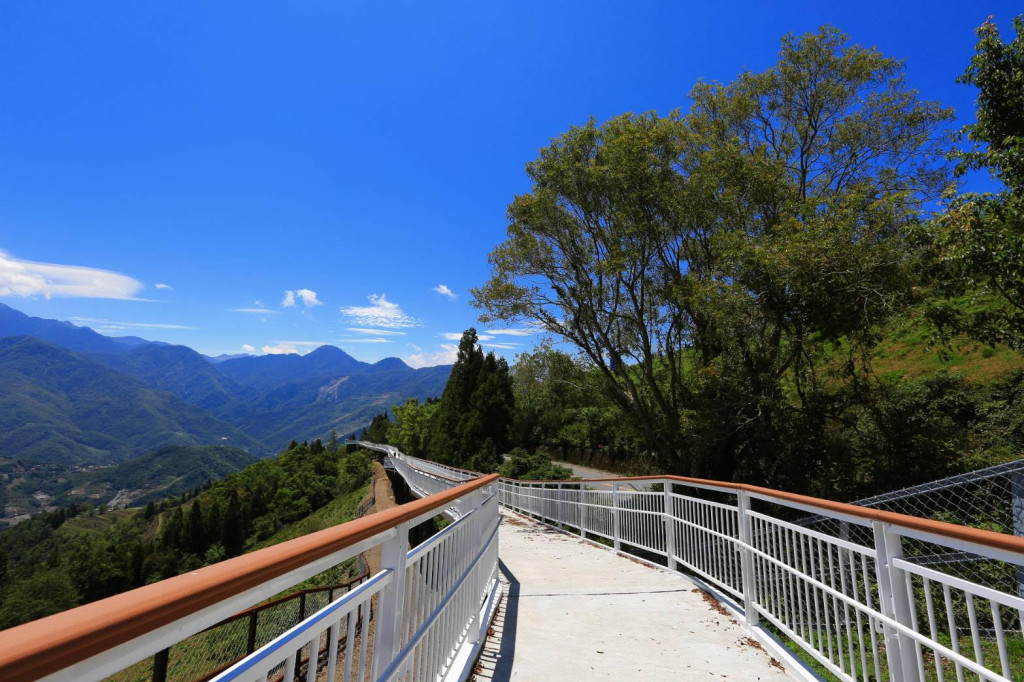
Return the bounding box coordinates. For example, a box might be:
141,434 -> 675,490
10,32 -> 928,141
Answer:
222,491 -> 244,557
186,503 -> 205,555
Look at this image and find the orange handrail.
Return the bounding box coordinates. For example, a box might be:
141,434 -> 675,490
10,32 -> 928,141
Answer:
0,474 -> 499,682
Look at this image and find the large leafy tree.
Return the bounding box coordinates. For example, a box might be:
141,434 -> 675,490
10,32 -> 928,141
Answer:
474,27 -> 951,485
928,16 -> 1024,347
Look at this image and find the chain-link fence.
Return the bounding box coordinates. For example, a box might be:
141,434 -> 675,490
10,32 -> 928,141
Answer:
106,568 -> 369,682
801,458 -> 1024,605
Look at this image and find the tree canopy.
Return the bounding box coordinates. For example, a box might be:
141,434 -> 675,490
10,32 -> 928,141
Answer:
474,26 -> 953,486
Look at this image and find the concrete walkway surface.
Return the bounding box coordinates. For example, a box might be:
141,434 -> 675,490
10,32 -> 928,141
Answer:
474,510 -> 798,681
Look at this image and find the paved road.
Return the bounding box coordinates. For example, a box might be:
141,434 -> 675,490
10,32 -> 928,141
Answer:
552,461 -> 621,480
475,510 -> 797,681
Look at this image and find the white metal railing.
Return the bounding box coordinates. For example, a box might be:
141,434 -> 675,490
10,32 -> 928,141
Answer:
500,477 -> 1024,682
213,481 -> 500,682
0,469 -> 499,682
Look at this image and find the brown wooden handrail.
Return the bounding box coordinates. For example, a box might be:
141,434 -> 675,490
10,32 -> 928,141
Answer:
0,474 -> 499,682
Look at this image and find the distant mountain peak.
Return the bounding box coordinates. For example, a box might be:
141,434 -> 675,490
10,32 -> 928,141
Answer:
371,357 -> 409,371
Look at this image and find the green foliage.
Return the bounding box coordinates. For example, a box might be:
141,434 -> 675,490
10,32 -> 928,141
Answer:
389,398 -> 439,457
498,449 -> 574,481
0,441 -> 373,629
475,27 -> 952,487
923,16 -> 1024,349
0,570 -> 80,628
427,330 -> 514,471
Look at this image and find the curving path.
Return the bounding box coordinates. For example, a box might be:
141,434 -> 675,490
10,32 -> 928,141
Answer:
474,509 -> 798,681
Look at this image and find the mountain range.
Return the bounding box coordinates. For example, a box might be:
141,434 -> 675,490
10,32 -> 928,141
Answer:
0,302 -> 451,465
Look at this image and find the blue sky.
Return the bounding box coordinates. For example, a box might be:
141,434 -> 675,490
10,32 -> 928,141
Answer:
0,1 -> 1018,365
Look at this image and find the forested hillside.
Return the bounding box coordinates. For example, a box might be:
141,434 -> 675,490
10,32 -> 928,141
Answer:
0,440 -> 371,628
0,445 -> 256,524
0,337 -> 261,464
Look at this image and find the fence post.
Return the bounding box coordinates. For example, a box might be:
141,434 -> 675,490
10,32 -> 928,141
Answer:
459,489 -> 485,648
737,490 -> 758,626
557,483 -> 563,529
612,483 -> 621,551
246,611 -> 258,654
663,480 -> 677,571
370,522 -> 410,678
579,482 -> 587,538
1012,471 -> 1024,598
872,521 -> 916,682
151,648 -> 169,682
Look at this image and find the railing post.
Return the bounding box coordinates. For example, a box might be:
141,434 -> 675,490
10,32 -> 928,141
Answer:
151,648 -> 169,682
872,521 -> 916,682
556,483 -> 563,529
370,522 -> 410,678
612,483 -> 621,551
737,490 -> 758,626
579,482 -> 587,538
460,489 -> 485,648
246,611 -> 258,654
1012,470 -> 1024,598
663,480 -> 677,571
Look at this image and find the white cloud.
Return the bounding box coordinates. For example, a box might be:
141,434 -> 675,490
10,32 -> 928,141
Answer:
407,343 -> 423,353
346,327 -> 407,336
261,340 -> 328,355
254,300 -> 265,307
282,288 -> 321,308
231,308 -> 280,314
481,342 -> 520,350
70,317 -> 197,331
0,250 -> 144,300
442,331 -> 493,341
154,283 -> 173,290
242,344 -> 256,353
337,337 -> 392,344
404,343 -> 459,368
296,288 -> 321,307
340,293 -> 420,328
484,328 -> 538,337
433,284 -> 457,300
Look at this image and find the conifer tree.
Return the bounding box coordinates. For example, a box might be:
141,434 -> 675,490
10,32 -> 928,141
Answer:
222,491 -> 244,557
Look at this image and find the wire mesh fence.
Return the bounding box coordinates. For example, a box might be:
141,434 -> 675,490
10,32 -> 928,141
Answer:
105,567 -> 369,682
798,456 -> 1024,654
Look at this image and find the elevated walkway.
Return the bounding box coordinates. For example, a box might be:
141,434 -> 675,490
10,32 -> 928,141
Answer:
478,509 -> 795,680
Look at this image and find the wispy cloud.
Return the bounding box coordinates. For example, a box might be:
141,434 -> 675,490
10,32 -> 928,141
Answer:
481,342 -> 520,350
340,293 -> 419,328
405,343 -> 458,368
442,331 -> 494,341
433,284 -> 457,300
282,288 -> 321,308
154,283 -> 173,290
70,317 -> 197,331
0,250 -> 144,300
485,328 -> 538,337
338,337 -> 392,344
242,344 -> 256,353
346,328 -> 407,336
231,308 -> 280,314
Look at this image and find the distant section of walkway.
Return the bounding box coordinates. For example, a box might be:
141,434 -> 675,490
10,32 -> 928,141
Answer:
552,460 -> 620,480
475,511 -> 796,681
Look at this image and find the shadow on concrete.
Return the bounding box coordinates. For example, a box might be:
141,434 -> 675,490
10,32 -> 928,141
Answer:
488,559 -> 519,682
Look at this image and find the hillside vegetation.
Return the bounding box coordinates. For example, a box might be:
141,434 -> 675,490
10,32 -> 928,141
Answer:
0,441 -> 371,629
